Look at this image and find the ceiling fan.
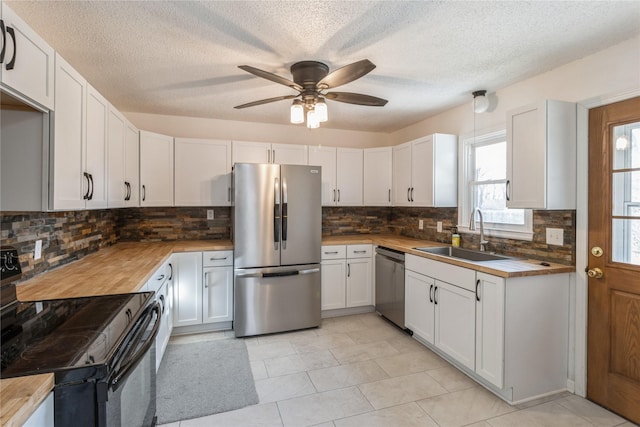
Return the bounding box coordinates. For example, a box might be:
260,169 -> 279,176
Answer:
234,59 -> 388,128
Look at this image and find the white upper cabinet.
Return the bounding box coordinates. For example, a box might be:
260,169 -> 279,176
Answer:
232,141 -> 307,165
0,3 -> 54,110
392,134 -> 457,207
309,146 -> 363,206
107,108 -> 139,207
364,147 -> 392,206
308,146 -> 337,205
84,85 -> 108,209
50,54 -> 86,210
175,138 -> 232,206
506,100 -> 576,209
139,130 -> 174,207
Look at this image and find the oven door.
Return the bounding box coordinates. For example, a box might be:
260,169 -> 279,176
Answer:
104,301 -> 161,427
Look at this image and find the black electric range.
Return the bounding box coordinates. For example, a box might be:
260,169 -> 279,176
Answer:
0,246 -> 160,427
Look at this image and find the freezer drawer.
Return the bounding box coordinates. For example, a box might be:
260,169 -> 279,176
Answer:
234,264 -> 321,337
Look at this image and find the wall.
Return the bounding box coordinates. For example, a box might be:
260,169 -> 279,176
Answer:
390,35 -> 640,144
125,112 -> 392,149
0,210 -> 117,282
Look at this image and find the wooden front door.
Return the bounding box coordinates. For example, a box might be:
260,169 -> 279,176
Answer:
587,96 -> 640,424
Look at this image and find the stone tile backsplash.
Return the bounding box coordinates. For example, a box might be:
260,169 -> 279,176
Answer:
0,206 -> 576,283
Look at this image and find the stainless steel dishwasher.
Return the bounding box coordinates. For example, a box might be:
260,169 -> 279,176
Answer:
375,246 -> 405,329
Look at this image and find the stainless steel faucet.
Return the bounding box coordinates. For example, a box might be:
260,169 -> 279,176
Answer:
469,207 -> 489,251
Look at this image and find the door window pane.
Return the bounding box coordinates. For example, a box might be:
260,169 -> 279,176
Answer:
612,171 -> 640,217
612,218 -> 640,265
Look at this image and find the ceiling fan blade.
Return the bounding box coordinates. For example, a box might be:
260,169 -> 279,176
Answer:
317,59 -> 376,89
238,65 -> 303,91
325,92 -> 388,106
234,95 -> 298,109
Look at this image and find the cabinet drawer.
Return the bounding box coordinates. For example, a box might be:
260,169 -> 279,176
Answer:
147,263 -> 170,293
347,244 -> 372,258
321,245 -> 346,260
203,250 -> 233,267
406,254 -> 475,292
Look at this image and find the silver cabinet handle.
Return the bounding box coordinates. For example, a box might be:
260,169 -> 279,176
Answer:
407,188 -> 411,202
337,189 -> 340,202
505,180 -> 511,201
204,271 -> 209,288
347,263 -> 351,277
228,187 -> 231,202
273,149 -> 276,163
156,274 -> 165,281
210,256 -> 228,261
353,250 -> 367,254
268,148 -> 271,163
333,189 -> 336,202
142,185 -> 146,202
388,189 -> 391,202
324,251 -> 339,255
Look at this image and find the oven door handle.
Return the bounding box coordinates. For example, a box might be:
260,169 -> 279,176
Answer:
108,302 -> 161,392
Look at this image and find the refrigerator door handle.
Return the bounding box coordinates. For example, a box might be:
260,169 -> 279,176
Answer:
282,179 -> 288,249
274,177 -> 280,250
298,268 -> 320,275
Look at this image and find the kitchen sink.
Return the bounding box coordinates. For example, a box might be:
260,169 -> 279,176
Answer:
413,246 -> 515,262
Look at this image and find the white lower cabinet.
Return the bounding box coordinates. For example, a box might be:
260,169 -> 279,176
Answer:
173,251 -> 233,329
434,280 -> 475,370
475,272 -> 505,388
23,392 -> 54,427
405,254 -> 570,403
143,260 -> 173,371
320,245 -> 372,311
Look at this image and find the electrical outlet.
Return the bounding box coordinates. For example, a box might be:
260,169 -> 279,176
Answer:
418,219 -> 424,230
34,240 -> 42,260
546,228 -> 564,245
437,221 -> 443,233
207,210 -> 214,220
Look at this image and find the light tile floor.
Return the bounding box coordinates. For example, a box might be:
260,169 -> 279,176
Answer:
160,313 -> 637,427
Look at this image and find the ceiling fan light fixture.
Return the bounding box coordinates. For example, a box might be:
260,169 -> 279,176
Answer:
315,98 -> 328,122
290,100 -> 304,124
472,90 -> 489,114
307,109 -> 320,129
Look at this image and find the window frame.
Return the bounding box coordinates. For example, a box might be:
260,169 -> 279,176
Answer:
458,127 -> 534,241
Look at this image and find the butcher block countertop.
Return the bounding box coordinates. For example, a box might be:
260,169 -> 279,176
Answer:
322,234 -> 575,278
16,240 -> 232,301
0,374 -> 54,427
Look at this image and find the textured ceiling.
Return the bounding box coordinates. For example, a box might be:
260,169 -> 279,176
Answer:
7,1 -> 640,132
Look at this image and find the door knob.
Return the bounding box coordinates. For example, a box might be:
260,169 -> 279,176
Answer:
587,267 -> 603,279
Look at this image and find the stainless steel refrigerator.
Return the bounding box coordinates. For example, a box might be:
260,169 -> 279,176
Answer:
233,163 -> 322,337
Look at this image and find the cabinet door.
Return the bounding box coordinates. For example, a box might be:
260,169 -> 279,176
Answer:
346,257 -> 372,307
392,142 -> 412,206
405,270 -> 435,344
271,143 -> 308,165
22,392 -> 53,427
85,85 -> 108,209
51,54 -> 86,210
475,272 -> 505,388
336,148 -> 363,206
124,122 -> 139,206
0,4 -> 55,110
434,280 -> 476,370
232,140 -> 270,164
308,146 -> 337,206
364,147 -> 392,206
203,265 -> 233,323
175,138 -> 231,206
506,103 -> 546,209
411,136 -> 434,207
139,130 -> 174,206
172,252 -> 203,327
321,259 -> 346,310
107,107 -> 126,208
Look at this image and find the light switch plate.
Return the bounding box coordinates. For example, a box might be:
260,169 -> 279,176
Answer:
546,228 -> 564,245
207,210 -> 214,220
418,219 -> 424,230
437,221 -> 443,233
34,240 -> 42,260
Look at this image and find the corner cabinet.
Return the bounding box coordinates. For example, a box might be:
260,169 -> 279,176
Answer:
405,254 -> 570,403
139,130 -> 174,207
0,3 -> 55,110
506,100 -> 576,209
392,133 -> 457,207
174,138 -> 232,206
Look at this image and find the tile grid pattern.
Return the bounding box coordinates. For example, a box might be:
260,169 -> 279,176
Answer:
161,313 -> 634,427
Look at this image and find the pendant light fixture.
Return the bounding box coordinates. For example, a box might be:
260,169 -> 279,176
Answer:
472,90 -> 489,114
